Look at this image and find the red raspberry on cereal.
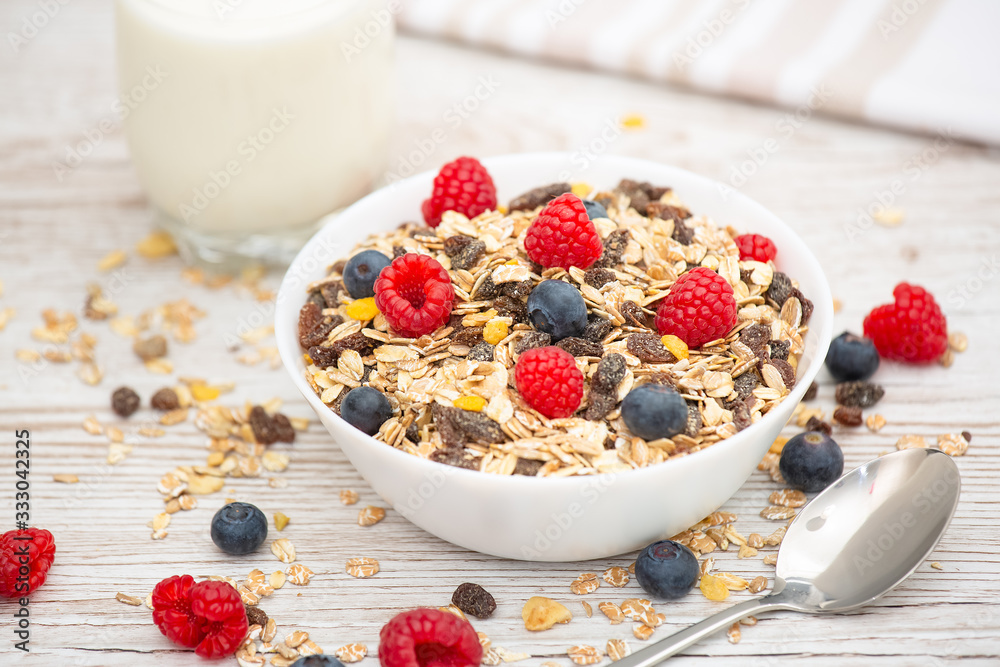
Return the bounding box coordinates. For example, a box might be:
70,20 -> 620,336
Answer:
863,282 -> 947,363
523,193 -> 604,271
514,346 -> 584,419
374,253 -> 455,339
734,233 -> 777,262
655,267 -> 737,348
421,157 -> 498,227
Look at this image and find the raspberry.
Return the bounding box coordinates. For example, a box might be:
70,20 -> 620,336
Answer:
523,193 -> 603,270
654,267 -> 737,348
374,253 -> 455,338
863,283 -> 947,363
514,346 -> 584,419
152,575 -> 248,659
421,157 -> 497,227
379,608 -> 482,667
0,527 -> 55,598
734,234 -> 777,262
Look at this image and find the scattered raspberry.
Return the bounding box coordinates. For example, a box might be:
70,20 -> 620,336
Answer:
734,234 -> 777,262
151,575 -> 249,659
0,527 -> 55,598
514,346 -> 584,419
421,157 -> 497,227
655,267 -> 738,348
379,608 -> 482,667
374,253 -> 455,338
523,194 -> 603,270
863,283 -> 948,363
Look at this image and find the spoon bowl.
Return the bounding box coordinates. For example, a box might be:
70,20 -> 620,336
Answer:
616,448 -> 961,666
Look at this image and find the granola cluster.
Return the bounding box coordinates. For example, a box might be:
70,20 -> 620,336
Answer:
299,180 -> 814,477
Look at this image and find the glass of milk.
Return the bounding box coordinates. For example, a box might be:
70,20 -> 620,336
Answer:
115,0 -> 395,268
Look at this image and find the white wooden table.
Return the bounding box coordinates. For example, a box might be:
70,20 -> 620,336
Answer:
1,1 -> 999,664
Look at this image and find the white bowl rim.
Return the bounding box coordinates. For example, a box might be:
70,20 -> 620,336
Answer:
275,151 -> 834,490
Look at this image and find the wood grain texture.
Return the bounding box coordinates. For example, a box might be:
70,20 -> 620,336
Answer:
1,0 -> 998,665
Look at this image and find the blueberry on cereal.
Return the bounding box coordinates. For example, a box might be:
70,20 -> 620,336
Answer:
340,387 -> 392,436
526,279 -> 587,341
343,250 -> 391,299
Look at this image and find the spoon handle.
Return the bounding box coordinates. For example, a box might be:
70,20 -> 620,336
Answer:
612,596 -> 787,667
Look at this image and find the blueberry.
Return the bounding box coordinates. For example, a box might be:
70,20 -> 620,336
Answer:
582,200 -> 609,220
343,250 -> 391,299
210,502 -> 267,555
340,386 -> 392,435
825,331 -> 880,382
291,657 -> 345,667
634,540 -> 699,599
779,431 -> 844,492
621,384 -> 688,440
526,280 -> 588,341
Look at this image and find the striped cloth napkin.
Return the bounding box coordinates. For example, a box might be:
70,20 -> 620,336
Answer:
398,0 -> 1000,145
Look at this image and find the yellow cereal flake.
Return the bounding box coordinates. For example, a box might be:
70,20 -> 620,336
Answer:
346,297 -> 379,321
621,113 -> 646,130
136,230 -> 178,258
660,335 -> 689,360
571,183 -> 593,199
483,319 -> 509,345
769,436 -> 788,455
453,396 -> 487,412
190,384 -> 221,402
97,249 -> 127,272
699,574 -> 730,601
497,204 -> 508,214
274,512 -> 290,531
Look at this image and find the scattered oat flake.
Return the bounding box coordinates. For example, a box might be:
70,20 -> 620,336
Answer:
581,600 -> 592,617
285,630 -> 309,648
760,506 -> 796,520
727,621 -> 742,644
285,563 -> 313,586
748,575 -> 768,594
699,574 -> 729,601
270,570 -> 286,589
336,643 -> 368,663
340,489 -> 359,505
866,413 -> 887,432
522,596 -> 572,631
937,432 -> 968,457
98,249 -> 127,272
115,592 -> 143,606
270,538 -> 296,563
136,230 -> 178,258
930,562 -> 943,570
570,572 -> 600,595
52,474 -> 79,484
606,638 -> 631,661
84,416 -> 104,435
948,331 -> 967,353
769,488 -> 806,508
598,601 -> 625,624
763,554 -> 778,566
621,113 -> 646,130
896,434 -> 928,451
358,505 -> 386,527
632,623 -> 654,641
567,645 -> 602,665
603,566 -> 629,588
496,647 -> 531,663
346,557 -> 379,578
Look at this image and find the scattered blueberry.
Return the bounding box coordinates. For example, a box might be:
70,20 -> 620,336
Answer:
340,386 -> 392,435
291,657 -> 345,667
526,279 -> 588,341
210,502 -> 268,555
582,200 -> 609,220
343,250 -> 391,299
621,383 -> 688,440
779,431 -> 844,492
634,540 -> 699,599
825,331 -> 880,382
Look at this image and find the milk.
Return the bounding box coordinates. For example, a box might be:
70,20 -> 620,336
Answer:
115,0 -> 394,259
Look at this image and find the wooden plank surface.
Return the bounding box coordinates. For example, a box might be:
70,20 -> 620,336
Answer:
1,0 -> 999,664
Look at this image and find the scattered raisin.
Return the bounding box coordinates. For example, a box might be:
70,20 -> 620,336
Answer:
593,230 -> 629,268
835,381 -> 885,408
111,386 -> 140,418
452,326 -> 484,347
766,272 -> 794,307
557,337 -> 604,358
768,340 -> 790,361
833,405 -> 863,427
513,458 -> 543,477
584,393 -> 617,421
467,341 -> 495,362
584,268 -> 616,289
686,402 -> 703,436
493,295 -> 527,323
272,413 -> 296,443
514,331 -> 551,355
732,369 -> 761,400
961,430 -> 972,443
298,302 -> 339,349
805,416 -> 833,436
501,280 -> 533,299
249,405 -> 281,445
803,381 -> 818,401
619,301 -> 650,329
430,447 -> 479,471
451,582 -> 497,619
133,334 -> 167,362
474,274 -> 499,299
508,182 -> 572,212
150,387 -> 180,411
627,333 -> 675,363
432,404 -> 505,447
592,353 -> 627,394
769,359 -> 796,389
582,316 -> 613,343
245,605 -> 268,628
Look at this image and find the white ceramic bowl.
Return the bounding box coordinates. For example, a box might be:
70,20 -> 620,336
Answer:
276,152 -> 833,562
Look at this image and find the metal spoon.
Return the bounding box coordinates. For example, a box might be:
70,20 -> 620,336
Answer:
616,448 -> 961,666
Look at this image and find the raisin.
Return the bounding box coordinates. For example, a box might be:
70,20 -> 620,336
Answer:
620,301 -> 650,329
769,359 -> 796,389
615,179 -> 651,213
769,340 -> 790,361
962,430 -> 973,442
686,402 -> 703,436
835,381 -> 884,408
733,369 -> 761,400
111,386 -> 140,418
320,282 -> 344,309
329,391 -> 346,417
593,353 -> 627,394
306,290 -> 327,309
452,326 -> 484,347
672,219 -> 695,245
298,302 -> 339,349
766,272 -> 795,307
430,447 -> 479,471
584,393 -> 617,421
467,341 -> 495,362
513,458 -> 543,477
362,365 -> 374,383
151,387 -> 180,411
805,416 -> 833,436
405,421 -> 420,443
732,400 -> 752,432
451,239 -> 486,271
249,405 -> 281,445
245,605 -> 268,628
444,235 -> 475,256
272,413 -> 296,443
739,323 -> 771,358
593,230 -> 629,269
646,201 -> 690,222
392,245 -> 408,259
627,333 -> 675,363
432,404 -> 505,447
514,331 -> 551,355
582,316 -> 613,343
133,334 -> 168,362
803,381 -> 818,401
493,295 -> 527,323
557,337 -> 604,358
833,406 -> 863,427
584,268 -> 615,289
508,182 -> 572,212
331,259 -> 347,274
308,345 -> 338,368
791,288 -> 814,324
308,332 -> 373,368
474,274 -> 499,299
501,280 -> 533,299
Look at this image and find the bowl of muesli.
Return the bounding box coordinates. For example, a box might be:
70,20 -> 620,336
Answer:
276,153 -> 833,561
